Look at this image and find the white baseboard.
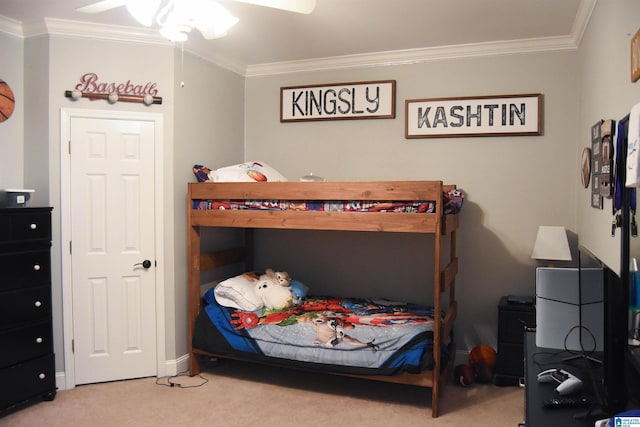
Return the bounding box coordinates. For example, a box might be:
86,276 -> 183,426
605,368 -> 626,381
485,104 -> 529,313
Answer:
55,371 -> 67,391
55,355 -> 191,391
167,354 -> 190,377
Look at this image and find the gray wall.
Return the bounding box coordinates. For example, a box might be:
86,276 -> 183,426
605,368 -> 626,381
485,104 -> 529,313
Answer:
1,0 -> 639,380
172,51 -> 245,362
244,51 -> 579,348
0,30 -> 244,377
576,0 -> 640,272
0,31 -> 24,187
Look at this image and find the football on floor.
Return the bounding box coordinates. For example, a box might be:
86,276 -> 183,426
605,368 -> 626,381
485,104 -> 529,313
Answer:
454,363 -> 475,386
452,344 -> 497,386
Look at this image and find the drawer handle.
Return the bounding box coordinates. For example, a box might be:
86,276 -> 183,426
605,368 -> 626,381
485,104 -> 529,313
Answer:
34,300 -> 42,308
36,337 -> 43,344
33,264 -> 41,271
38,373 -> 46,380
30,223 -> 37,230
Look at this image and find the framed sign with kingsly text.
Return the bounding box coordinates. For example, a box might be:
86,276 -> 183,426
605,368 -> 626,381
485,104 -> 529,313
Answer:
405,93 -> 542,138
280,80 -> 395,122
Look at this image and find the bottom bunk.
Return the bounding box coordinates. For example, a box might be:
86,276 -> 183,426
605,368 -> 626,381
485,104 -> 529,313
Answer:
189,277 -> 456,417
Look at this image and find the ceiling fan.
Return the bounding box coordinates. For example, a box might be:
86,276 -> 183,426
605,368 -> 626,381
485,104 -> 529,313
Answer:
77,0 -> 317,41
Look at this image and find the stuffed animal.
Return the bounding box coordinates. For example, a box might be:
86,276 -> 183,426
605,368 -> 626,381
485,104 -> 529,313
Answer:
274,271 -> 292,287
289,279 -> 309,304
255,273 -> 295,310
260,268 -> 291,287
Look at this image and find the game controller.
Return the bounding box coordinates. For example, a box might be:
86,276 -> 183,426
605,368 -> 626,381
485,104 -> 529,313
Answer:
536,368 -> 583,395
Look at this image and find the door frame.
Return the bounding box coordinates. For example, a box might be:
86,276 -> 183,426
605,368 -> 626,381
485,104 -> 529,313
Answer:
60,108 -> 166,388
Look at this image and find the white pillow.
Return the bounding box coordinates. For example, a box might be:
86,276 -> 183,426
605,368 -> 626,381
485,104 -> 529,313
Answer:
209,161 -> 288,183
214,273 -> 263,311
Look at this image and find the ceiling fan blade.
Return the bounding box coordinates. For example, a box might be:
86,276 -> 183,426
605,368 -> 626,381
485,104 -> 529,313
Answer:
231,0 -> 316,14
76,0 -> 128,14
194,0 -> 240,40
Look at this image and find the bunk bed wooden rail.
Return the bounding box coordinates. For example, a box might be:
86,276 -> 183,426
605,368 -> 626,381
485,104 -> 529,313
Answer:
187,180 -> 460,417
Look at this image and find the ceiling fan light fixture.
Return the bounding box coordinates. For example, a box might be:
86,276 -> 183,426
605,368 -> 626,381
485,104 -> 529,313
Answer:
78,0 -> 313,41
125,0 -> 239,42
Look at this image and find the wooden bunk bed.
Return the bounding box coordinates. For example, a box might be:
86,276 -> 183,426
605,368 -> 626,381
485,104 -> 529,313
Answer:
187,180 -> 460,417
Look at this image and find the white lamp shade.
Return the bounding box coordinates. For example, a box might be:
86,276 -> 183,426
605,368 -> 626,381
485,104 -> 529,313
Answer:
531,226 -> 572,261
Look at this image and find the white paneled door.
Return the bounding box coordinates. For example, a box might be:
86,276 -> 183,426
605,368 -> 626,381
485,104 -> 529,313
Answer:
69,116 -> 157,385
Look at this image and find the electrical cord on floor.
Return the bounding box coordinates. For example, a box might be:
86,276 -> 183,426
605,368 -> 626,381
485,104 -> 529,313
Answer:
155,371 -> 208,389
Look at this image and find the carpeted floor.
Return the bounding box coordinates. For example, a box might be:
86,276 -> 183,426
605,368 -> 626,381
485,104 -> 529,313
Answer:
0,359 -> 524,426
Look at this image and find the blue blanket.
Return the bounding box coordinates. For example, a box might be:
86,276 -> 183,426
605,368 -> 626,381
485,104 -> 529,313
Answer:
195,289 -> 447,375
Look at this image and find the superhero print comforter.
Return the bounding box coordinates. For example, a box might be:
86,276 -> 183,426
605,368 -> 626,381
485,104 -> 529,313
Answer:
193,290 -> 450,375
191,189 -> 464,215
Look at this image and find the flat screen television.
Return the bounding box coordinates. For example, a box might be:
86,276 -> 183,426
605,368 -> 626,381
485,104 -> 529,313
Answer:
535,267 -> 603,352
578,245 -> 627,415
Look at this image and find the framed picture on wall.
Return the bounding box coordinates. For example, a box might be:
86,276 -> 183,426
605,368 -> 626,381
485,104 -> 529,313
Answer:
591,120 -> 604,209
280,80 -> 396,122
598,119 -> 615,199
581,147 -> 591,189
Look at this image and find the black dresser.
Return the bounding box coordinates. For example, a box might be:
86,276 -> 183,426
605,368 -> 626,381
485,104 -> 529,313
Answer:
0,207 -> 56,414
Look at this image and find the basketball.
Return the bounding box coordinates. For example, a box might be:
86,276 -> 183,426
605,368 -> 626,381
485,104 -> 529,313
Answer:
454,364 -> 475,387
468,344 -> 497,370
0,79 -> 15,122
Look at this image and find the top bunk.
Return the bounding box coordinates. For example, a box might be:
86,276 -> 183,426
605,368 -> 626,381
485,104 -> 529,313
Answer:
188,180 -> 461,234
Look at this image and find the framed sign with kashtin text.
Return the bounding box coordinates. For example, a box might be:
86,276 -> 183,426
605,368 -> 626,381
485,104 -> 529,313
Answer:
405,93 -> 542,138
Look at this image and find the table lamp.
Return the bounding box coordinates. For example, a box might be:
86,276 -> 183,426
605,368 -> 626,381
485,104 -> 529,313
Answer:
531,226 -> 572,267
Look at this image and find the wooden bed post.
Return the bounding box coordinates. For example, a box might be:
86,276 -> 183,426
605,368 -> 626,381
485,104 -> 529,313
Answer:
430,181 -> 444,417
188,187 -> 202,376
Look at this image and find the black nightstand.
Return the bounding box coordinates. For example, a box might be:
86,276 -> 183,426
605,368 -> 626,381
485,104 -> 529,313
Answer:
495,295 -> 536,386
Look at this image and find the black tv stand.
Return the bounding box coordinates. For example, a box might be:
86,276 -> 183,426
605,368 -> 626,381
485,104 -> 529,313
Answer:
562,352 -> 602,365
524,330 -> 605,426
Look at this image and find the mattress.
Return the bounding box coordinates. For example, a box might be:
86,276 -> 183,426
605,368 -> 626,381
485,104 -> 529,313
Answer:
191,189 -> 464,215
193,289 -> 450,376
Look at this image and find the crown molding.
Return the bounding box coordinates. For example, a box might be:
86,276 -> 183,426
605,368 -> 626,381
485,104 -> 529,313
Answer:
571,0 -> 598,46
245,35 -> 580,77
245,0 -> 597,77
0,0 -> 598,77
0,15 -> 23,38
0,15 -> 245,75
42,18 -> 169,45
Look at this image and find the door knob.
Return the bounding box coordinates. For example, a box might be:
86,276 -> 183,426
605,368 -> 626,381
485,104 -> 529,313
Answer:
134,260 -> 152,269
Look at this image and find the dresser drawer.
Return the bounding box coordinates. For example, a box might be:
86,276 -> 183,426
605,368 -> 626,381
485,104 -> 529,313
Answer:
0,250 -> 51,292
0,321 -> 53,368
0,286 -> 51,328
0,211 -> 51,244
0,354 -> 56,410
